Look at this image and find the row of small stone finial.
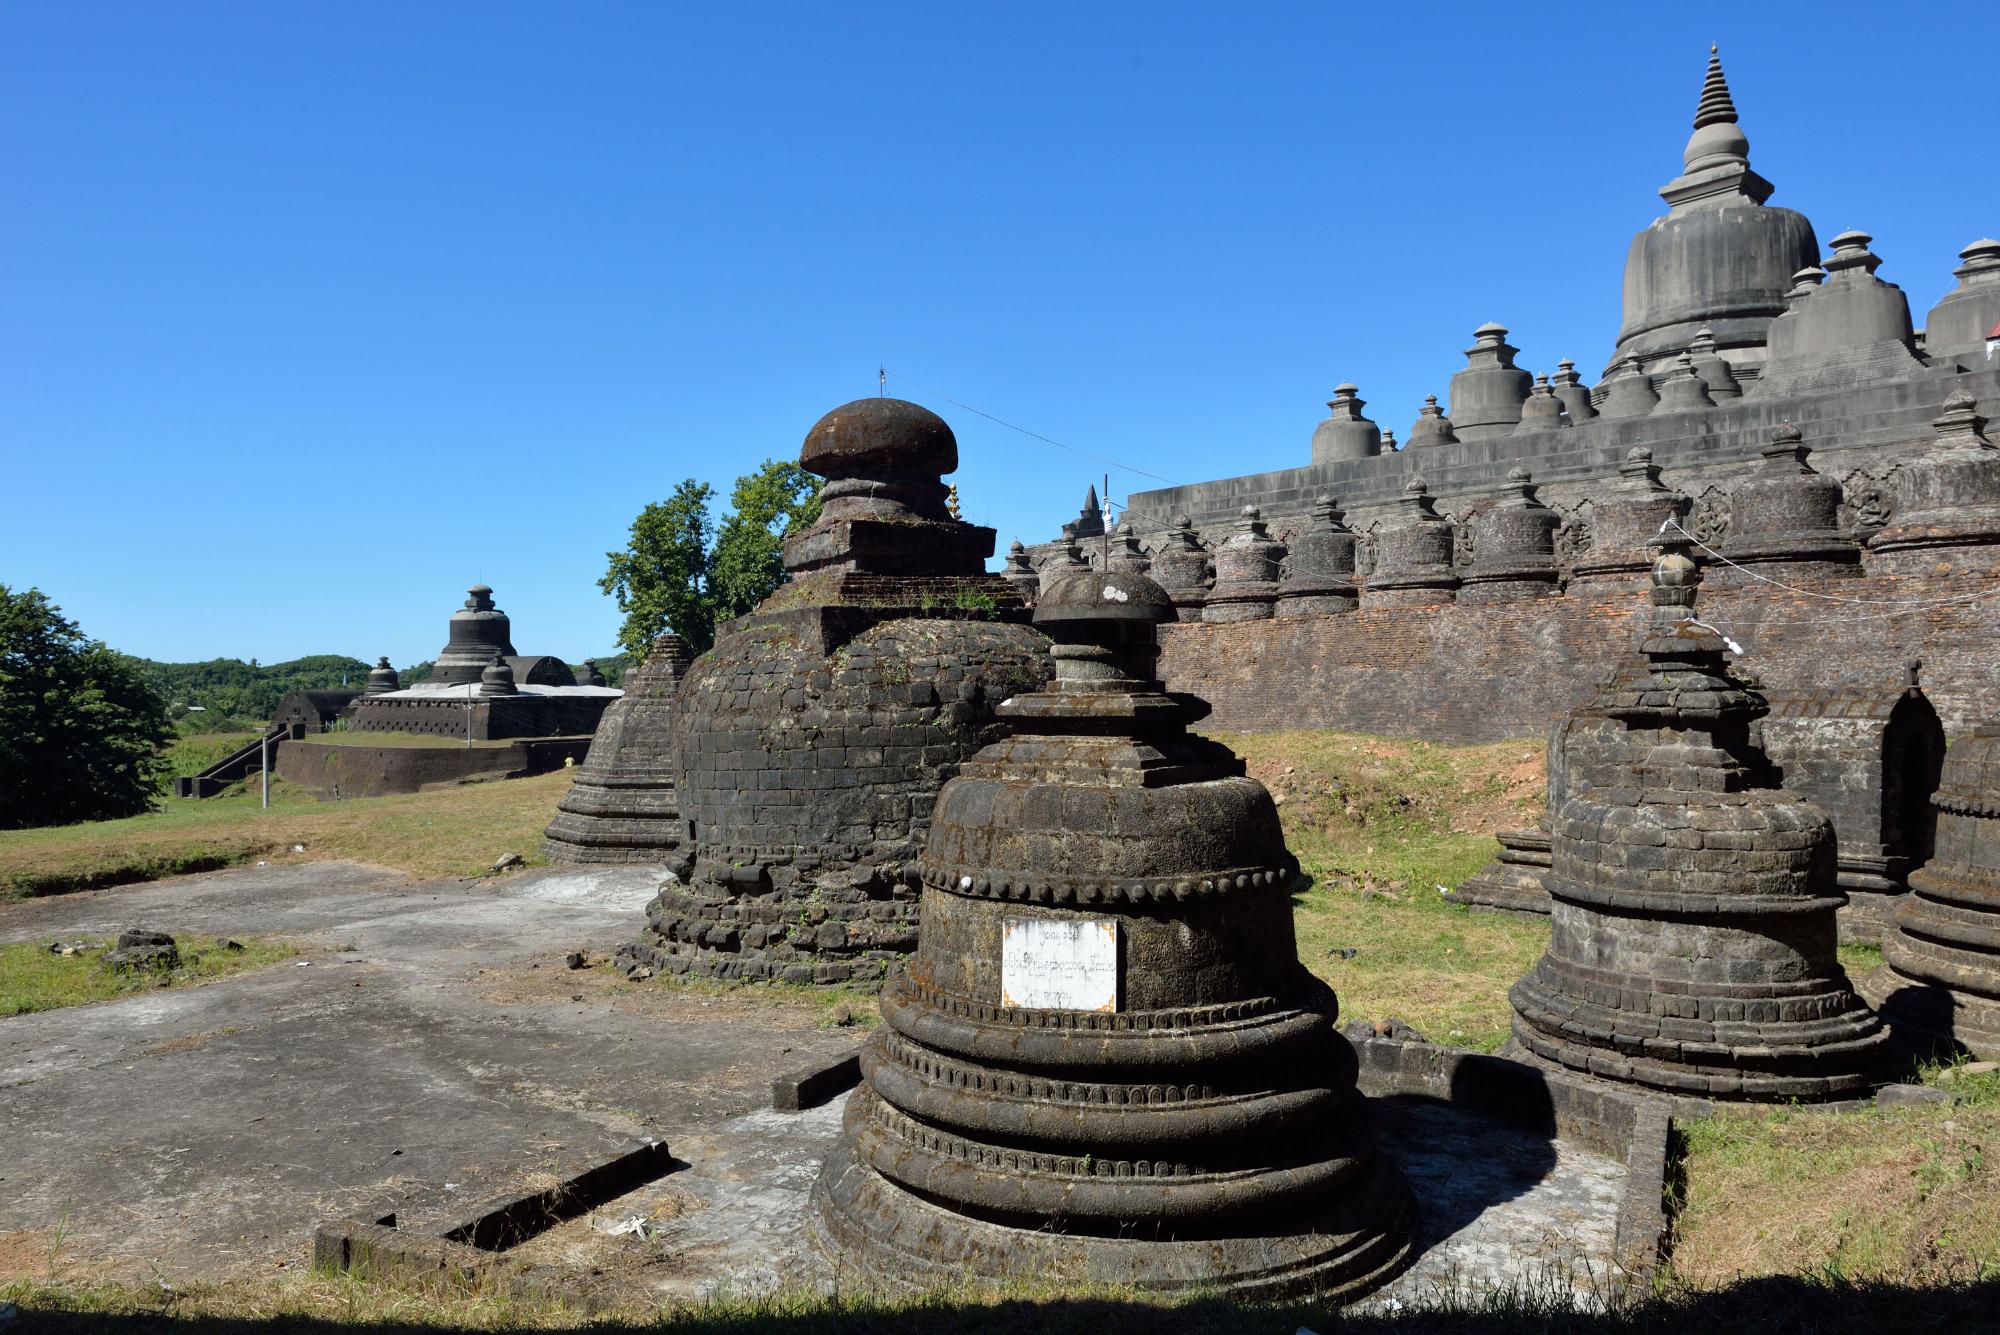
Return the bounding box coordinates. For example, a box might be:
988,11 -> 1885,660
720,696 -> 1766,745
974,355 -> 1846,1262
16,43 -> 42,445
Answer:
1019,391 -> 1995,614
1315,235 -> 2000,461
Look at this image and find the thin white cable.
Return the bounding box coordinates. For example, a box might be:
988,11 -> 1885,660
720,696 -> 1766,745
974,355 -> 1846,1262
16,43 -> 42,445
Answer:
883,370 -> 1180,486
1658,517 -> 1993,610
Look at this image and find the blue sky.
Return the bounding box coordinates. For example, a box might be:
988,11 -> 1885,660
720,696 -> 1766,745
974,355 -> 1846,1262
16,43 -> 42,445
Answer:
4,2 -> 1995,666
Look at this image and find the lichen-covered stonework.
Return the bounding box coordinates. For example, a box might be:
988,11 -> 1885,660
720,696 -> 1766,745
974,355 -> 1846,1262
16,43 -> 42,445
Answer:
1508,540 -> 1889,1104
618,397 -> 1050,986
813,567 -> 1414,1300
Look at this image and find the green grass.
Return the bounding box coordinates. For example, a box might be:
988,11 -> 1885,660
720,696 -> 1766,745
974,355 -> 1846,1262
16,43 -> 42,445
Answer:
1839,939 -> 1885,976
1216,729 -> 1551,1051
0,769 -> 578,899
158,727 -> 262,785
0,933 -> 298,1017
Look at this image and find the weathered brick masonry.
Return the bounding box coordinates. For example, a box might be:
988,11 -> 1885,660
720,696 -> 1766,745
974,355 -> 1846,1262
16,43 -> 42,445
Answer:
1159,568 -> 2000,746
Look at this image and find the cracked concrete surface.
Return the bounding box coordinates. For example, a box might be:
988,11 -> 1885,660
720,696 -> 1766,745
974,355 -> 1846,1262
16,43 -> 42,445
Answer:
0,862 -> 859,1283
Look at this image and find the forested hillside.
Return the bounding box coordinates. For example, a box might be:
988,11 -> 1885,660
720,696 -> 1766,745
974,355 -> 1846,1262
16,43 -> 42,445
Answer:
127,655 -> 374,724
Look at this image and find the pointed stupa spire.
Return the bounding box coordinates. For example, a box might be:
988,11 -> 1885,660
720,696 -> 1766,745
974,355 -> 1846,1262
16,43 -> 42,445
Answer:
1692,44 -> 1738,129
1068,483 -> 1105,538
1662,43 -> 1771,206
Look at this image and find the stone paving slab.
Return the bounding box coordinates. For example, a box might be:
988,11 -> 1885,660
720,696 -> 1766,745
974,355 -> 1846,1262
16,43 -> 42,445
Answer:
1371,1096 -> 1625,1309
0,862 -> 859,1283
1,861 -> 1624,1304
507,1092 -> 1625,1306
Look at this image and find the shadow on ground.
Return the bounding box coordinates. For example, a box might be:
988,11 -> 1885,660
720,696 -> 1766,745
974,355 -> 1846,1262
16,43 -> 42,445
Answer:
9,1275 -> 2000,1335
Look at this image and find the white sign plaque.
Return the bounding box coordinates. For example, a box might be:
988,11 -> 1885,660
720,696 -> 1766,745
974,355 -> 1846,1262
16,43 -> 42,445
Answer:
1001,918 -> 1118,1012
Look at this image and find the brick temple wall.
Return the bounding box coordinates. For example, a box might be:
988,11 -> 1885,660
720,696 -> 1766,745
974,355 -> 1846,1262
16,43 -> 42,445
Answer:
1160,567 -> 2000,746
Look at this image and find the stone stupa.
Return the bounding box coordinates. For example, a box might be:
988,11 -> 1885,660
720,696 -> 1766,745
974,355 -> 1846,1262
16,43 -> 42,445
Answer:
542,633 -> 696,865
619,398 -> 1051,986
813,563 -> 1415,1300
1508,536 -> 1889,1103
1871,718 -> 2000,1058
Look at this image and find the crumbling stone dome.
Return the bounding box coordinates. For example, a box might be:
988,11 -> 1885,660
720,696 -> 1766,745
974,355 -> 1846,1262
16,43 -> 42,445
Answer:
1202,505 -> 1284,622
1459,467 -> 1559,602
1361,478 -> 1458,608
813,565 -> 1414,1299
1276,495 -> 1358,616
619,397 -> 1050,986
1868,392 -> 2000,575
1509,538 -> 1888,1102
1569,448 -> 1687,589
1148,514 -> 1211,621
1716,424 -> 1859,582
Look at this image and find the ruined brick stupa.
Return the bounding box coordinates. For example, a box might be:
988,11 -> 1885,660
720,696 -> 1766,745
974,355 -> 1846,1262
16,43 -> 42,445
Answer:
542,633 -> 695,864
618,398 -> 1050,985
1508,538 -> 1889,1103
813,565 -> 1415,1299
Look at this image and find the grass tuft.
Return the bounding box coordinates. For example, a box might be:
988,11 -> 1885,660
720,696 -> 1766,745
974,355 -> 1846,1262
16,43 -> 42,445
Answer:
0,933 -> 298,1017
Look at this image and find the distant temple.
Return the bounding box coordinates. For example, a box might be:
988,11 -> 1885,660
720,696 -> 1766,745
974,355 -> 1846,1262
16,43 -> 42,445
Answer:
345,584 -> 618,740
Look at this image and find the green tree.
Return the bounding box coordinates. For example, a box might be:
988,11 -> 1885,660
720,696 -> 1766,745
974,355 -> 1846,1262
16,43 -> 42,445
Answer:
0,585 -> 175,829
709,460 -> 822,623
600,479 -> 717,656
600,461 -> 821,656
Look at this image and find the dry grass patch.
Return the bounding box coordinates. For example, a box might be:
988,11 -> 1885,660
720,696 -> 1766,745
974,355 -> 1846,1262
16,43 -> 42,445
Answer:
1672,1065 -> 2000,1289
0,770 -> 578,899
473,951 -> 879,1032
11,1270 -> 2000,1332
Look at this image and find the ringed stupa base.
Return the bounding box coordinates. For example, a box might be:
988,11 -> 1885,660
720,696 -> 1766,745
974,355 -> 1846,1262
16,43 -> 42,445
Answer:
811,1099 -> 1415,1301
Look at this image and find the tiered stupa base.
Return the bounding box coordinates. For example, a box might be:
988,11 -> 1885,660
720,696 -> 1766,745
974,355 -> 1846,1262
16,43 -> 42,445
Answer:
542,786 -> 687,865
1452,828 -> 1552,915
812,1098 -> 1415,1301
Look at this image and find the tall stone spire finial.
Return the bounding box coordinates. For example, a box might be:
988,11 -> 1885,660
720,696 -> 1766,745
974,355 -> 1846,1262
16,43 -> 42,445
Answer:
1070,483 -> 1105,539
1662,44 -> 1771,207
1692,43 -> 1738,129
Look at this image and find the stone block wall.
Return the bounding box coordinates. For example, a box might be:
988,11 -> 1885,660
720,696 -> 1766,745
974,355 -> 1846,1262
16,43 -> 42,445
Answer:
346,694 -> 613,741
276,736 -> 589,797
1161,569 -> 2000,746
627,610 -> 1050,985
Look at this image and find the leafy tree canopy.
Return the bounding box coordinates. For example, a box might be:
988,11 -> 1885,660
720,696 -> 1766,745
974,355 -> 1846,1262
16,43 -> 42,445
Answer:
600,460 -> 820,656
0,584 -> 176,829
